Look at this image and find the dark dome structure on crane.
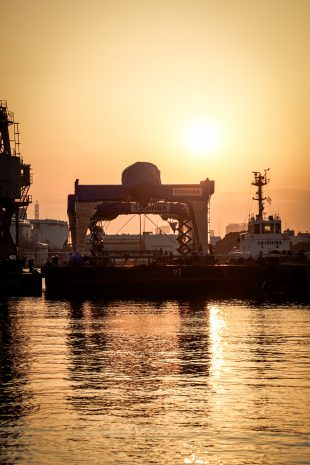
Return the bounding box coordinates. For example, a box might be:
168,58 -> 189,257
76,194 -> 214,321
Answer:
121,161 -> 161,203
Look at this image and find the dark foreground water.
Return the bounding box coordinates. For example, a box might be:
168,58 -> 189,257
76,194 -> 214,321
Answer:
0,296 -> 309,465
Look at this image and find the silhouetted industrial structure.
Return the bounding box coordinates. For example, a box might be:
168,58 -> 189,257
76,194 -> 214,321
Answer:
68,162 -> 215,256
0,101 -> 32,259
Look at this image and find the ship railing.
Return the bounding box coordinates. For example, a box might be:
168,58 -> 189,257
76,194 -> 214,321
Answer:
94,249 -> 165,266
215,254 -> 230,264
20,194 -> 32,205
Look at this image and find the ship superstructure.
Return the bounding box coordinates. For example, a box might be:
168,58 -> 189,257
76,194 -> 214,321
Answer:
239,170 -> 290,258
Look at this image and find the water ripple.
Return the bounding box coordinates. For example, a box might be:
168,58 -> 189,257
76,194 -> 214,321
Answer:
0,297 -> 309,464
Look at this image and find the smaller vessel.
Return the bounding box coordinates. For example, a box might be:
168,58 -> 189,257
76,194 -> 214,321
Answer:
237,170 -> 291,259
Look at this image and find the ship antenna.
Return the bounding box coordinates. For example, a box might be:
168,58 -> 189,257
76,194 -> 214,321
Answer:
252,169 -> 270,219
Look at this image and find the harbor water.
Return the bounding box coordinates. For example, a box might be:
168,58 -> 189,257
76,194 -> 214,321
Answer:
0,296 -> 309,465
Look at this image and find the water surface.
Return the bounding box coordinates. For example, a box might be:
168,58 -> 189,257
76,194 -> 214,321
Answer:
0,297 -> 309,464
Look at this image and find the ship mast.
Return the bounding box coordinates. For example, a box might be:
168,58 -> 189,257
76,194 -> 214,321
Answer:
252,169 -> 269,219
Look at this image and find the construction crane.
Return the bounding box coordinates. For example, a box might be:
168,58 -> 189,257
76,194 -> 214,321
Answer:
0,101 -> 32,259
67,162 -> 215,257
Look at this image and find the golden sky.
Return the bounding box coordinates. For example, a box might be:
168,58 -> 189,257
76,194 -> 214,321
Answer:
2,0 -> 310,234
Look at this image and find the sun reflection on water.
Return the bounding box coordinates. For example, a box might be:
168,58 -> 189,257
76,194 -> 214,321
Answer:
209,305 -> 226,380
184,453 -> 209,464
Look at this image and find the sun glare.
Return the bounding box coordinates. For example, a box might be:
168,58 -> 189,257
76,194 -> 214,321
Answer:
184,120 -> 220,156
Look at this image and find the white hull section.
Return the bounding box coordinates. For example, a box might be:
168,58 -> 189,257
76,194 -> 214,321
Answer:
239,232 -> 291,258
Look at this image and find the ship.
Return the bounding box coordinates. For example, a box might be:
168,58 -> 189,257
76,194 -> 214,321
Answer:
43,163 -> 310,301
0,101 -> 42,296
229,169 -> 292,261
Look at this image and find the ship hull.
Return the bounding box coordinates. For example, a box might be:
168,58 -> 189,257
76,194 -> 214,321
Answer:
43,263 -> 310,301
0,271 -> 42,297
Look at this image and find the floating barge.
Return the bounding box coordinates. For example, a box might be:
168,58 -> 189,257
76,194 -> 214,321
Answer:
43,261 -> 310,300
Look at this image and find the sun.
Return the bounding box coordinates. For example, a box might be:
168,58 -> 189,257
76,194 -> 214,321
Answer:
184,120 -> 221,156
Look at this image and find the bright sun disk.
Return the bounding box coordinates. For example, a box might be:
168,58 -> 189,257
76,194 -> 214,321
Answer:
184,120 -> 221,156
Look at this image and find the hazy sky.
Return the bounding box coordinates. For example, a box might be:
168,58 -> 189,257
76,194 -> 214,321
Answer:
2,0 -> 309,234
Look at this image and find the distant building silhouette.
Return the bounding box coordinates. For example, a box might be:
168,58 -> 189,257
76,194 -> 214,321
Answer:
34,200 -> 40,220
226,223 -> 247,234
30,219 -> 68,249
